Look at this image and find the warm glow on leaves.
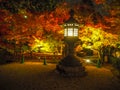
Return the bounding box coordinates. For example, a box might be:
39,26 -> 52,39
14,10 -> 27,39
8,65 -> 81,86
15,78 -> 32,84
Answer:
80,25 -> 118,50
0,1 -> 120,52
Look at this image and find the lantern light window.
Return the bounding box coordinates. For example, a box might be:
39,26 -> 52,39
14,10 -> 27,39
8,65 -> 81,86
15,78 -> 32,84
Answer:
68,28 -> 73,36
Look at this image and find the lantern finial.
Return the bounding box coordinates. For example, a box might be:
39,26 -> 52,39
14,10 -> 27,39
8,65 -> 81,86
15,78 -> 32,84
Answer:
69,9 -> 74,17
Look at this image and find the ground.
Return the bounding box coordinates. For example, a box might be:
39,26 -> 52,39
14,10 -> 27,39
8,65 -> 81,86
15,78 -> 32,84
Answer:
0,62 -> 120,90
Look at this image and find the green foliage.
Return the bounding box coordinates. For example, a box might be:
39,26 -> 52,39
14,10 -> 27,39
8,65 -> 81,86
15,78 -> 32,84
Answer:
22,45 -> 29,51
111,56 -> 120,70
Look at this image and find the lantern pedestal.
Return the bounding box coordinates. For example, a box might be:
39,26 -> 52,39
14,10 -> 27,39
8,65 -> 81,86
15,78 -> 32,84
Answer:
56,54 -> 86,77
56,37 -> 86,77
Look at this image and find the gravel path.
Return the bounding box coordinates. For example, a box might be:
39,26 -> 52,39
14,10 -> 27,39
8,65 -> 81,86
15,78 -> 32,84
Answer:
0,62 -> 120,90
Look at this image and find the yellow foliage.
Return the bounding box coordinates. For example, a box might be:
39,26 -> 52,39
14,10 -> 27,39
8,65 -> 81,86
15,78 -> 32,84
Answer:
31,39 -> 51,52
80,25 -> 118,50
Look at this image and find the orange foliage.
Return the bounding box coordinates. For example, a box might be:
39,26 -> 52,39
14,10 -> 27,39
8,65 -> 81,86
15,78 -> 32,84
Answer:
0,4 -> 69,50
0,10 -> 13,36
0,1 -> 119,51
94,0 -> 105,4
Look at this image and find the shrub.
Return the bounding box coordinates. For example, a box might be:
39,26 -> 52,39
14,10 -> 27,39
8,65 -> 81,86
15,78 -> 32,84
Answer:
83,48 -> 93,56
0,48 -> 13,64
110,56 -> 120,70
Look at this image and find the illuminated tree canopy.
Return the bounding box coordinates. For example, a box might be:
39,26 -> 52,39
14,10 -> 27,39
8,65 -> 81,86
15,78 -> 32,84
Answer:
0,0 -> 120,53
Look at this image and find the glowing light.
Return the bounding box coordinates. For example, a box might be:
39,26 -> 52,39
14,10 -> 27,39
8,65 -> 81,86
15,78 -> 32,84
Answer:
64,28 -> 78,36
74,28 -> 78,36
68,28 -> 73,36
64,28 -> 67,36
24,15 -> 28,19
85,59 -> 91,63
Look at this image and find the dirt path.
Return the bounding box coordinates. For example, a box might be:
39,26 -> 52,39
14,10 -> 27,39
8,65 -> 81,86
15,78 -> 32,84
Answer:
0,62 -> 120,90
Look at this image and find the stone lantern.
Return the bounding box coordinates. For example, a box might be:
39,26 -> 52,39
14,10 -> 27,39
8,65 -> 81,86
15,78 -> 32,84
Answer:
56,10 -> 86,77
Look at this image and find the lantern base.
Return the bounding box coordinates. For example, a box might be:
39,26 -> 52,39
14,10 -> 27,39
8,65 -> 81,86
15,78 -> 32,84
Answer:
56,55 -> 86,77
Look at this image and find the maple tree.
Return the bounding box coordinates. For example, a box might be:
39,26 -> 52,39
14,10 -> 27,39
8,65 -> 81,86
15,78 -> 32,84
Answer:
0,0 -> 120,55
